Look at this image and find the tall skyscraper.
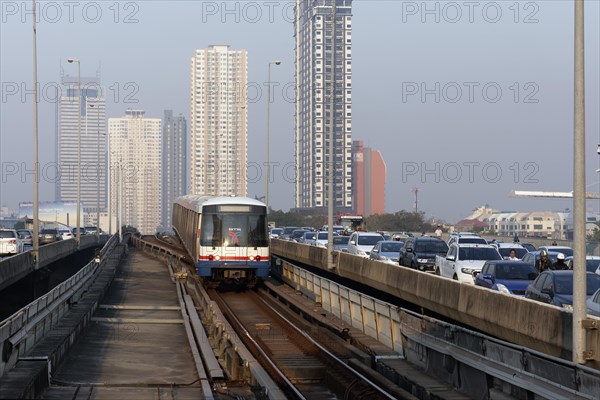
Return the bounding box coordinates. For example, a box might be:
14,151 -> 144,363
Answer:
56,72 -> 106,223
352,141 -> 386,217
161,110 -> 187,230
108,110 -> 161,234
294,0 -> 353,212
189,45 -> 248,197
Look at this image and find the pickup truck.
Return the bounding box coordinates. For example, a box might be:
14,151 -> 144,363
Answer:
436,243 -> 502,283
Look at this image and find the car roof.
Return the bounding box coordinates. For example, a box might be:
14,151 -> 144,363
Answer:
353,232 -> 383,236
490,260 -> 532,266
453,243 -> 496,248
497,243 -> 525,248
414,237 -> 444,242
539,246 -> 572,250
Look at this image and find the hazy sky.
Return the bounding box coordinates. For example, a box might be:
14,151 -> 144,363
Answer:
1,0 -> 599,222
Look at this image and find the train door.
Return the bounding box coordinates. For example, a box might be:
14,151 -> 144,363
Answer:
221,213 -> 248,263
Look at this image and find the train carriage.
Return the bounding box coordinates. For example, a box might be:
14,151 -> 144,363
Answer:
173,195 -> 270,286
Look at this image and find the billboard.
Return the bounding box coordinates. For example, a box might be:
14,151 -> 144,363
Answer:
19,201 -> 82,227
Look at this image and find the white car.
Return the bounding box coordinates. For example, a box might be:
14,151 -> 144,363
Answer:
347,232 -> 384,257
269,228 -> 283,239
59,228 -> 74,240
0,229 -> 24,256
438,243 -> 502,283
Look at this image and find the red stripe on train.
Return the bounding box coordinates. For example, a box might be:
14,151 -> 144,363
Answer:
198,256 -> 263,261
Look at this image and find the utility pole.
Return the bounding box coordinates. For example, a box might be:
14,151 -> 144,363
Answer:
412,187 -> 420,214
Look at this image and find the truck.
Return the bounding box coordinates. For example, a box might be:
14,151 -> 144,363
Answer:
436,243 -> 502,283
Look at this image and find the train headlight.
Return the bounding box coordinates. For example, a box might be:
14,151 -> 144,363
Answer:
248,256 -> 253,261
215,255 -> 220,261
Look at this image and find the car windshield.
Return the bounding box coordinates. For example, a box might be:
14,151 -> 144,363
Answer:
554,274 -> 600,295
586,259 -> 600,273
271,228 -> 283,235
317,232 -> 329,240
304,232 -> 315,240
357,235 -> 383,245
499,248 -> 528,258
415,241 -> 448,253
0,231 -> 15,238
459,247 -> 502,261
333,236 -> 349,245
380,242 -> 401,252
41,229 -> 57,234
283,227 -> 298,235
495,263 -> 538,280
292,230 -> 308,239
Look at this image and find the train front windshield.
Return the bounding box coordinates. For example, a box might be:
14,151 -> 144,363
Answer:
200,205 -> 268,247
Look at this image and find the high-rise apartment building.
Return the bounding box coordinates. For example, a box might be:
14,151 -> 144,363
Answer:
161,110 -> 187,230
189,45 -> 248,197
294,0 -> 353,212
108,110 -> 161,234
352,141 -> 386,217
56,73 -> 106,223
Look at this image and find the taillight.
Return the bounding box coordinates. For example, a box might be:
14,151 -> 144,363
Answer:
255,255 -> 261,262
9,239 -> 16,244
208,254 -> 214,261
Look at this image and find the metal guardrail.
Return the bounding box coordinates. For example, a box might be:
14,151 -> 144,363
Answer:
0,235 -> 119,378
276,258 -> 600,399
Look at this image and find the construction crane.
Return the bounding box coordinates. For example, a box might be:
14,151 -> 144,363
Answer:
509,190 -> 600,199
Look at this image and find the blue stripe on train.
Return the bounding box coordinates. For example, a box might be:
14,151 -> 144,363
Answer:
197,261 -> 270,277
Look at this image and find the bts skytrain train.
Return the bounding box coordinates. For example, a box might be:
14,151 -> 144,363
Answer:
172,195 -> 270,286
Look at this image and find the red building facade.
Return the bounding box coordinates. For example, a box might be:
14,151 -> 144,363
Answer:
352,141 -> 386,216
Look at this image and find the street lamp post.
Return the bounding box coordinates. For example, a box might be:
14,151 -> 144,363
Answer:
67,58 -> 81,244
266,60 -> 281,211
32,0 -> 40,264
89,102 -> 101,241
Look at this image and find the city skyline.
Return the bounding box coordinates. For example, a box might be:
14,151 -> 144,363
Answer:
1,1 -> 599,223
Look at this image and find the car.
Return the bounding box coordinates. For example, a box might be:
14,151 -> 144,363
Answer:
300,231 -> 317,245
85,226 -> 98,234
72,227 -> 87,236
587,288 -> 600,317
447,233 -> 488,246
399,237 -> 449,272
437,243 -> 503,283
269,227 -> 283,239
347,232 -> 384,257
16,229 -> 33,246
280,227 -> 299,240
537,246 -> 573,258
0,229 -> 24,256
290,229 -> 310,242
39,228 -> 63,245
521,251 -> 561,267
475,261 -> 538,296
370,240 -> 402,264
564,255 -> 600,273
525,270 -> 600,308
332,235 -> 350,252
496,243 -> 529,259
321,225 -> 345,235
520,242 -> 537,252
59,227 -> 74,240
314,231 -> 334,247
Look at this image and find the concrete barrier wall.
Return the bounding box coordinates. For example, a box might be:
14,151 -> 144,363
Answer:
0,235 -> 107,292
271,239 -> 600,369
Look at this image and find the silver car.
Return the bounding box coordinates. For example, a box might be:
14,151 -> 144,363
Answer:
587,288 -> 600,317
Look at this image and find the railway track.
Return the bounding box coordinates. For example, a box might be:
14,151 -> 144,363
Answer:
210,288 -> 398,400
